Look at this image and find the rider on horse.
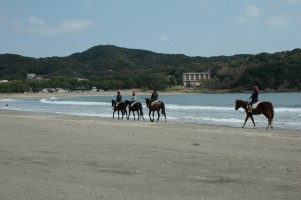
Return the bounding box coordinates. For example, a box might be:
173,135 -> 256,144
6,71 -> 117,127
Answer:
115,91 -> 122,107
248,86 -> 259,113
148,89 -> 158,108
131,91 -> 136,102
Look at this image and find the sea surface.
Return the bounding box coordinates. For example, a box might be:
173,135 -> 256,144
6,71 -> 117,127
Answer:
1,92 -> 300,130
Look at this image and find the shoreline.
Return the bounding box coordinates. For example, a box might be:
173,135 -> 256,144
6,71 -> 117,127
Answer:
1,109 -> 300,133
1,108 -> 300,131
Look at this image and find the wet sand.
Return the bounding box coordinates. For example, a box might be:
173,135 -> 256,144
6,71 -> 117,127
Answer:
0,110 -> 300,200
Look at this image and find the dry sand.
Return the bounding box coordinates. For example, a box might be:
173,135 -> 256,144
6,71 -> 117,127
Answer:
0,110 -> 300,200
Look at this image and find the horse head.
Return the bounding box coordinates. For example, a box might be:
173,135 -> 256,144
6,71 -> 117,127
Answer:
144,98 -> 151,105
124,100 -> 131,106
112,99 -> 116,107
235,99 -> 247,110
144,98 -> 151,108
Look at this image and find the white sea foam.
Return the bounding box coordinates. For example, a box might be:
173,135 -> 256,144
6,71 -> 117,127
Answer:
274,107 -> 301,112
166,104 -> 234,111
0,98 -> 23,102
40,98 -> 110,106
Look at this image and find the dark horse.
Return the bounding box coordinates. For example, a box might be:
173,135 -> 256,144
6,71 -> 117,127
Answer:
144,98 -> 166,122
235,99 -> 274,129
125,100 -> 145,120
112,100 -> 127,120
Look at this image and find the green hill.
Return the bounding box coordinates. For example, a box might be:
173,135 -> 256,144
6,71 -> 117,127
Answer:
0,45 -> 300,92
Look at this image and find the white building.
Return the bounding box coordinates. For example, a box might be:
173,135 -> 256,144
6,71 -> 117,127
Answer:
183,71 -> 211,87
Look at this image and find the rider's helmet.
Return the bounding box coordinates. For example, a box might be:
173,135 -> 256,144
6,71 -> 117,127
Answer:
252,86 -> 259,91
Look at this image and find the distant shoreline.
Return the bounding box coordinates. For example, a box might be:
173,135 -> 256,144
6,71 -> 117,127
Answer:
1,88 -> 300,99
0,89 -> 184,99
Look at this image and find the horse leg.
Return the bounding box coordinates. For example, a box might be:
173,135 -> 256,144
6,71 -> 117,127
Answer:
136,110 -> 139,120
267,118 -> 273,129
162,110 -> 166,122
133,111 -> 136,120
152,111 -> 154,122
113,110 -> 116,119
142,113 -> 145,120
156,110 -> 160,122
123,109 -> 127,120
149,110 -> 153,122
127,110 -> 131,120
250,115 -> 256,128
117,110 -> 120,120
242,115 -> 249,128
149,110 -> 154,122
266,118 -> 270,129
122,108 -> 126,120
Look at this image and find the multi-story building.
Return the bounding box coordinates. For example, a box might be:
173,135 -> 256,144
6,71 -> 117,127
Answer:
183,71 -> 211,87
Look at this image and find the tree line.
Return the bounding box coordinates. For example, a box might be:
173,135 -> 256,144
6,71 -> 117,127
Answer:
0,45 -> 300,93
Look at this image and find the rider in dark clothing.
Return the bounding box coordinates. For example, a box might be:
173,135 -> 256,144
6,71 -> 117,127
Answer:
116,91 -> 122,103
248,86 -> 259,112
151,89 -> 158,100
148,89 -> 158,107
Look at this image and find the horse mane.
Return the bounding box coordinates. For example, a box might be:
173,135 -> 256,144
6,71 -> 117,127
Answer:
237,99 -> 247,103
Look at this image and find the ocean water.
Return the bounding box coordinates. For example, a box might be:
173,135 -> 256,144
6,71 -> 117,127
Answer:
1,92 -> 301,130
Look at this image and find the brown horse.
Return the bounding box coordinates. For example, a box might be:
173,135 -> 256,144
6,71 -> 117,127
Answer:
235,99 -> 274,129
112,100 -> 127,120
125,100 -> 145,120
145,98 -> 166,122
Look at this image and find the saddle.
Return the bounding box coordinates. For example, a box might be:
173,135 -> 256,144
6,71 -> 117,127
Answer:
150,100 -> 159,107
131,101 -> 137,107
251,101 -> 260,109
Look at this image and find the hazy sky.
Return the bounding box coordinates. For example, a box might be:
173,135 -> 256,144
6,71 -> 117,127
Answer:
0,0 -> 300,58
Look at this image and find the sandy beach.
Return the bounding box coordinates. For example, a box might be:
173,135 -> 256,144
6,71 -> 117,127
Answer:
0,110 -> 300,200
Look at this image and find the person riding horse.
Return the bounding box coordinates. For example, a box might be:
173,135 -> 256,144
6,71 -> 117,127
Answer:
112,91 -> 127,120
131,91 -> 136,102
115,90 -> 122,108
116,91 -> 122,102
248,86 -> 259,113
125,92 -> 145,120
148,89 -> 158,108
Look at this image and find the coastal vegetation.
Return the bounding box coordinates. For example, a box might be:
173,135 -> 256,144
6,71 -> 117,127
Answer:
0,45 -> 300,93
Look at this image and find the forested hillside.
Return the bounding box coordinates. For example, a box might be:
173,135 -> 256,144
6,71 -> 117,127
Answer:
0,45 -> 300,92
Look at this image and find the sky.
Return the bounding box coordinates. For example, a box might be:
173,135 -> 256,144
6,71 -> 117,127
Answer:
0,0 -> 300,58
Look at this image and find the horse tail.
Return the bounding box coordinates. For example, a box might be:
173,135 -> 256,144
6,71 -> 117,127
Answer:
161,102 -> 166,117
139,103 -> 143,115
261,102 -> 274,119
270,102 -> 274,119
